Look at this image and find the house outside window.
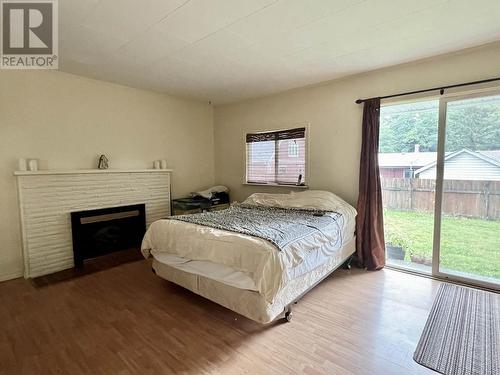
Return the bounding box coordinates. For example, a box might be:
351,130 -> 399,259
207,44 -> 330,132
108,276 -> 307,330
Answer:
288,140 -> 299,157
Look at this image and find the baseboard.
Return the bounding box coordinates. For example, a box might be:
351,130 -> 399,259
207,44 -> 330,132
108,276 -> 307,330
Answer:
386,265 -> 499,294
0,270 -> 24,283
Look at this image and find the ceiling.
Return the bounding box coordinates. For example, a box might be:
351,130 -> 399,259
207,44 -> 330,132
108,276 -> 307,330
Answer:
59,0 -> 500,104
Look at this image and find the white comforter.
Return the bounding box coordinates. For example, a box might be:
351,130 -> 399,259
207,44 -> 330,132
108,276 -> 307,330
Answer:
142,194 -> 356,303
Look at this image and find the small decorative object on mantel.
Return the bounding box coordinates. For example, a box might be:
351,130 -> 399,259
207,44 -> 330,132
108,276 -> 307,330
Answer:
160,159 -> 167,169
28,159 -> 39,171
153,160 -> 161,169
98,154 -> 109,169
18,158 -> 27,171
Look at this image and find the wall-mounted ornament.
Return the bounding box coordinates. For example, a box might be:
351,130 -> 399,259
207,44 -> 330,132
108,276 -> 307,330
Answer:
98,155 -> 109,169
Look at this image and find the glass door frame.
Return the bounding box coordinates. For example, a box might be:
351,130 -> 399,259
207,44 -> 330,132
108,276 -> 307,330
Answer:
432,88 -> 500,290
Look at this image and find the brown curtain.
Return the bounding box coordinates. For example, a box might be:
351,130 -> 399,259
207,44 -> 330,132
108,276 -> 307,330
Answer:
355,98 -> 385,270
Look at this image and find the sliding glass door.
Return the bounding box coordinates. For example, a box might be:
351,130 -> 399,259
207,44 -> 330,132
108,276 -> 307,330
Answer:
434,91 -> 500,288
380,89 -> 500,290
379,100 -> 439,274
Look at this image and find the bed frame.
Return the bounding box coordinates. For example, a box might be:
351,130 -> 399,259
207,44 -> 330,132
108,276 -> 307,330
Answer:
282,254 -> 353,322
150,237 -> 356,324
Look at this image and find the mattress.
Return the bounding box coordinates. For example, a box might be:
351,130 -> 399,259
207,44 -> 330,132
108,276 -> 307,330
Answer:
142,203 -> 356,304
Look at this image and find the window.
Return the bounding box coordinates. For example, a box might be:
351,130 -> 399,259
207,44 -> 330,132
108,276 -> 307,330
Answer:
403,168 -> 414,178
246,127 -> 306,185
379,99 -> 439,275
379,91 -> 500,289
288,140 -> 299,157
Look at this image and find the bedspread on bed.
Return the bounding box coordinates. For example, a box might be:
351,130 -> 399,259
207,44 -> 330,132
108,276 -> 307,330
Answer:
141,202 -> 356,303
168,203 -> 341,251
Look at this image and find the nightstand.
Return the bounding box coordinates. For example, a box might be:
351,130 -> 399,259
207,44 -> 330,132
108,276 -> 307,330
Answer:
208,203 -> 230,212
172,196 -> 229,216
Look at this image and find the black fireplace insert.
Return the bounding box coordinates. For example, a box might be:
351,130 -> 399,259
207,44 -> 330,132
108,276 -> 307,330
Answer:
71,204 -> 146,268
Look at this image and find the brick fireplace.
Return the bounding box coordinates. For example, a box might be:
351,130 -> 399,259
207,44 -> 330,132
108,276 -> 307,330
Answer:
14,169 -> 171,278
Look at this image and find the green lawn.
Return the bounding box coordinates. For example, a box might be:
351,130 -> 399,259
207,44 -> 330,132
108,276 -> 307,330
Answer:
383,209 -> 500,280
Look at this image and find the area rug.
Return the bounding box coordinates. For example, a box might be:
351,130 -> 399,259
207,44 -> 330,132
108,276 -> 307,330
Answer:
414,283 -> 499,375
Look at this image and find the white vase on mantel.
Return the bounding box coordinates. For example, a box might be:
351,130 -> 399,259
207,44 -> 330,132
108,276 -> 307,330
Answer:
18,158 -> 27,171
28,159 -> 39,172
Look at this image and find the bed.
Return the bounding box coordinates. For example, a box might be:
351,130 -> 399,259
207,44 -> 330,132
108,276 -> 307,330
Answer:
141,190 -> 357,324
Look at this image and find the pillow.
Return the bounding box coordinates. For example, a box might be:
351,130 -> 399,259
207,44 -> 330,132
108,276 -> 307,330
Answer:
287,190 -> 349,211
242,192 -> 291,207
243,190 -> 353,212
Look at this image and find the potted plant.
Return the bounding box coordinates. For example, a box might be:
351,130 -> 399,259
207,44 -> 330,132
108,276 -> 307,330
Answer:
385,231 -> 411,261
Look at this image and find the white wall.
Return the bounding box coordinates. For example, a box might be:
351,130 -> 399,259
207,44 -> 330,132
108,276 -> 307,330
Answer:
213,43 -> 500,204
0,71 -> 214,281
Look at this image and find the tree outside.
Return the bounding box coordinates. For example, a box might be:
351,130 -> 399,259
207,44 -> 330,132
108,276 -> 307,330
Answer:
379,97 -> 500,153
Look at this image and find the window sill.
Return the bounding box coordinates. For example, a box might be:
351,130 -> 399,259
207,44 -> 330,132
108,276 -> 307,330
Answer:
243,182 -> 309,189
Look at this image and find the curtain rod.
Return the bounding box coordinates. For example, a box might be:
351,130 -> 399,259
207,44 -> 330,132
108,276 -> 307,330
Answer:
355,77 -> 500,104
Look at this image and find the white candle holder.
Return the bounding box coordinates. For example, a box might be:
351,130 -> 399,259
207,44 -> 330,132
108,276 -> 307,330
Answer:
18,158 -> 27,171
28,159 -> 39,172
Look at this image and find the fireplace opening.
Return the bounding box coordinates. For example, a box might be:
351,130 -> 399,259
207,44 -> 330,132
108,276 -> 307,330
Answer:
71,204 -> 146,268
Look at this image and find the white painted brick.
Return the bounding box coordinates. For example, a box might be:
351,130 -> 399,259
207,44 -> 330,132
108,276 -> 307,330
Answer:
17,172 -> 171,278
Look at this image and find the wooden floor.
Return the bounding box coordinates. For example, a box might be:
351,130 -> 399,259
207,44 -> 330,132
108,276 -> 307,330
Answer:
0,260 -> 442,375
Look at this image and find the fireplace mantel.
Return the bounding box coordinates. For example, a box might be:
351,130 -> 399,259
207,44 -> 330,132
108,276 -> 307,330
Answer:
15,169 -> 172,278
14,168 -> 173,176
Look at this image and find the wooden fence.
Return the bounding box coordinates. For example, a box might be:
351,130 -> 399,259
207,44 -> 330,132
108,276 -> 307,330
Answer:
381,178 -> 500,220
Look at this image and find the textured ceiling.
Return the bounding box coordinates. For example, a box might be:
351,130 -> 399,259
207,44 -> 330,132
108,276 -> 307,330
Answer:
59,0 -> 500,104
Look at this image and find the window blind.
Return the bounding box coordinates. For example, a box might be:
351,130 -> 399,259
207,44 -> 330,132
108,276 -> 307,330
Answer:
246,127 -> 306,185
